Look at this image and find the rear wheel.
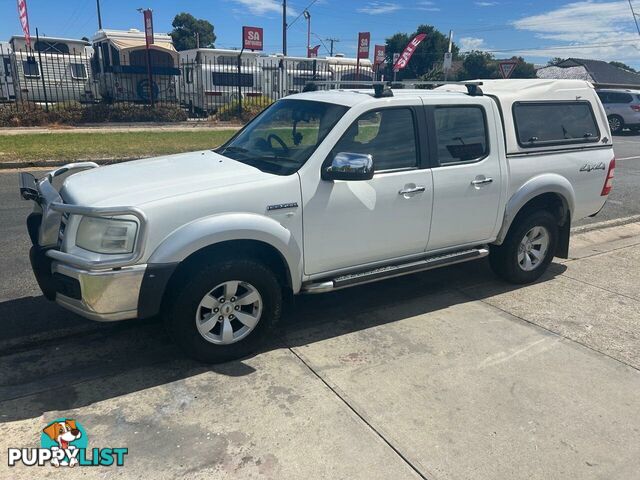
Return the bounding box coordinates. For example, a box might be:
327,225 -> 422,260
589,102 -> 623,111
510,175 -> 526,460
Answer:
608,115 -> 624,134
165,259 -> 282,363
489,211 -> 558,284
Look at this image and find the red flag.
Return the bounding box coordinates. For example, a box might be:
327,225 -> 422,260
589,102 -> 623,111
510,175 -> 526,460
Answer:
308,45 -> 320,58
17,0 -> 31,49
393,33 -> 427,72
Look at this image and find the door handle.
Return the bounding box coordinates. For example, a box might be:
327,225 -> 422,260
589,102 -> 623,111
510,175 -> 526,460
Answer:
398,186 -> 426,196
471,177 -> 493,186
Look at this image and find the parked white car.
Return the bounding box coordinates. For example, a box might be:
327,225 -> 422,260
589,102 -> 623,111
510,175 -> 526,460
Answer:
20,79 -> 615,363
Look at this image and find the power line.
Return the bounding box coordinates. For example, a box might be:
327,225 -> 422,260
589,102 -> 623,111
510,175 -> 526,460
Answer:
288,0 -> 320,29
629,0 -> 640,35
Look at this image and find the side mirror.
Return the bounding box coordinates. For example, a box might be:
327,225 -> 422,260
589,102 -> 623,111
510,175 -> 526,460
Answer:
322,152 -> 374,181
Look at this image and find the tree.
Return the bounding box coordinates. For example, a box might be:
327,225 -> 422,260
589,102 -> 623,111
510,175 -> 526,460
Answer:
170,13 -> 215,51
510,57 -> 537,79
457,53 -> 536,80
547,57 -> 566,66
384,25 -> 459,80
457,51 -> 497,80
609,61 -> 636,73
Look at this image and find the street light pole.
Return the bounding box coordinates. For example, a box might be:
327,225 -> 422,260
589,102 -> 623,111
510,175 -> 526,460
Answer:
282,0 -> 287,55
96,0 -> 103,30
303,10 -> 311,57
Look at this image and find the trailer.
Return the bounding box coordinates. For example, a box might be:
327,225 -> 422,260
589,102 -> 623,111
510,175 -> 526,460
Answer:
92,29 -> 180,103
0,42 -> 15,102
178,48 -> 262,115
9,36 -> 98,105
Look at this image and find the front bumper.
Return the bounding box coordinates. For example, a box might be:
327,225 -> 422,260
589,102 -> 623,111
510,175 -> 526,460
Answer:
29,245 -> 146,322
53,262 -> 146,322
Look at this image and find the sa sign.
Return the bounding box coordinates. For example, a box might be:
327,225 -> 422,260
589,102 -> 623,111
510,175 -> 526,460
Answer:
243,26 -> 263,51
358,32 -> 370,59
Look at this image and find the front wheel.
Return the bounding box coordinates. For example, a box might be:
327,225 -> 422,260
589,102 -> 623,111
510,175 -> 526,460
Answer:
489,211 -> 558,284
165,259 -> 282,363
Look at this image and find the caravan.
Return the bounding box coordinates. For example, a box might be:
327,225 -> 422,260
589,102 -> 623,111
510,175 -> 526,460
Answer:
92,29 -> 180,103
258,55 -> 332,99
179,49 -> 262,115
9,36 -> 98,104
0,42 -> 15,102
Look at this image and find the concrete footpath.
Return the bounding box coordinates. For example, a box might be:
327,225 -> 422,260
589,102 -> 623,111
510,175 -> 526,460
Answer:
0,223 -> 639,479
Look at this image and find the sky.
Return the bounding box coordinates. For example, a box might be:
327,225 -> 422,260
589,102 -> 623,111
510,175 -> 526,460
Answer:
1,0 -> 640,68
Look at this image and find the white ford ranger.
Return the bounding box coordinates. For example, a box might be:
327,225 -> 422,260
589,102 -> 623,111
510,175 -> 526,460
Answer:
19,79 -> 615,363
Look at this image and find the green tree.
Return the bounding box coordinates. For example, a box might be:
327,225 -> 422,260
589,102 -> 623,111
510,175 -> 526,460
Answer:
547,57 -> 566,66
170,13 -> 216,51
457,53 -> 536,80
457,51 -> 497,80
609,61 -> 636,73
510,56 -> 537,79
384,25 -> 458,80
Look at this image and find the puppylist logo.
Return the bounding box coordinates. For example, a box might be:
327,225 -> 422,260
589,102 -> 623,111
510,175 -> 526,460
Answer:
7,418 -> 128,468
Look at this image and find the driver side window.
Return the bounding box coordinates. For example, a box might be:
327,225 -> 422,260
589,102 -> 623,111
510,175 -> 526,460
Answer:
331,108 -> 418,171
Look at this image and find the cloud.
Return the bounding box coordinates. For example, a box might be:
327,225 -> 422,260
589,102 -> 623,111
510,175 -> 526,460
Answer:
230,0 -> 294,16
357,2 -> 402,15
511,1 -> 640,63
475,1 -> 498,6
459,37 -> 486,51
416,0 -> 441,10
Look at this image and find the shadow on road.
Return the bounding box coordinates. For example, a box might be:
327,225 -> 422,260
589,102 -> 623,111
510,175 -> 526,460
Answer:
0,259 -> 566,422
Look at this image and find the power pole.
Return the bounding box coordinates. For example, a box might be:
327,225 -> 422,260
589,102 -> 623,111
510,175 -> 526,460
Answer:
629,0 -> 640,35
282,0 -> 287,55
326,37 -> 339,56
303,10 -> 311,57
96,0 -> 103,30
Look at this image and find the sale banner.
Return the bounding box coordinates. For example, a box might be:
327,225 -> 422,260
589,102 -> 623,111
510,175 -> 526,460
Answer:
393,33 -> 427,71
374,45 -> 386,65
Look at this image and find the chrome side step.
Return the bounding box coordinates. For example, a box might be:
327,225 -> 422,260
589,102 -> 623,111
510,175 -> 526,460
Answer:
302,248 -> 489,294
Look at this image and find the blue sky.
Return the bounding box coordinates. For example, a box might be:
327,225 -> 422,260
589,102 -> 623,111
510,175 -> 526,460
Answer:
1,0 -> 640,67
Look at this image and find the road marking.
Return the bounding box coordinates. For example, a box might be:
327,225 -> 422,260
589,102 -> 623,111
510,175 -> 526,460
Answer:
616,155 -> 640,161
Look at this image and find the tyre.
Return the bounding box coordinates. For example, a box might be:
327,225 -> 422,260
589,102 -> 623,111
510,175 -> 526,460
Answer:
489,211 -> 558,284
165,259 -> 282,363
608,115 -> 624,134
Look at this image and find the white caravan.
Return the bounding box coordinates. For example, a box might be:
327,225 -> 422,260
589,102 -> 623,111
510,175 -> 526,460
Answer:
92,29 -> 179,103
0,42 -> 15,102
9,36 -> 98,104
178,48 -> 262,115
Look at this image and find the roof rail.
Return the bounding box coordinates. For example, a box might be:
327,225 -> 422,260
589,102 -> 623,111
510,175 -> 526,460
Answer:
303,80 -> 484,97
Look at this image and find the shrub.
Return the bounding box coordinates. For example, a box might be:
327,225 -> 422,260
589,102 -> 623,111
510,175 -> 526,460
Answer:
0,103 -> 188,127
216,95 -> 273,123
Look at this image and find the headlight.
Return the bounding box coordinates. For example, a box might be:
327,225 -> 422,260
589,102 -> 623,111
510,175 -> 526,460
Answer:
76,217 -> 138,254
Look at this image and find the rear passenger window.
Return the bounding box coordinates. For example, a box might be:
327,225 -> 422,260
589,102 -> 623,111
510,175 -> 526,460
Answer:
434,106 -> 488,164
513,102 -> 600,147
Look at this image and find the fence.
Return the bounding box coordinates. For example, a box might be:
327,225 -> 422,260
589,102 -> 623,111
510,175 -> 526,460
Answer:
0,47 -> 380,122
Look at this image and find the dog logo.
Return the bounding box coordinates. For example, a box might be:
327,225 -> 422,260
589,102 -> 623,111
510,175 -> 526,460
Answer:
41,419 -> 85,467
7,418 -> 127,468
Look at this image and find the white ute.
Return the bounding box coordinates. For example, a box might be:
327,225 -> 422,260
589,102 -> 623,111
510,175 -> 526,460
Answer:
19,79 -> 615,363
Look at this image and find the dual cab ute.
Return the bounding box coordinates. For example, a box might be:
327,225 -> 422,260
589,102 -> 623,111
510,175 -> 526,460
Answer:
19,79 -> 615,363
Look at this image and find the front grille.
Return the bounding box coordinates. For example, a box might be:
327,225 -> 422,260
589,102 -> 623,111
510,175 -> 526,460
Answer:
58,212 -> 69,246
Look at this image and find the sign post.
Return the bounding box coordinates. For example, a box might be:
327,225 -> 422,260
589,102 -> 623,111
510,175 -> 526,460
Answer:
356,32 -> 370,82
392,53 -> 400,82
142,8 -> 155,106
498,60 -> 518,79
240,26 -> 264,116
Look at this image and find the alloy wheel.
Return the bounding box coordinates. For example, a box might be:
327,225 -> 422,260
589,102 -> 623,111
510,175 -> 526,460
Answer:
195,280 -> 263,345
